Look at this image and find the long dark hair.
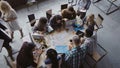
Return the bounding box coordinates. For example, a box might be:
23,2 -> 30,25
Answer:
35,17 -> 48,31
17,42 -> 36,67
46,49 -> 58,68
18,42 -> 36,60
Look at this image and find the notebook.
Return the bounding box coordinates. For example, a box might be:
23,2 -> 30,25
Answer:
55,45 -> 68,54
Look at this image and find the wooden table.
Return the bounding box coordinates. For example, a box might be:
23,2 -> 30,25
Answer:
36,30 -> 76,68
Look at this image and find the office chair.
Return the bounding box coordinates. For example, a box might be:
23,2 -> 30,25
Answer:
4,55 -> 17,68
95,14 -> 104,29
26,0 -> 39,11
85,43 -> 107,68
27,14 -> 36,27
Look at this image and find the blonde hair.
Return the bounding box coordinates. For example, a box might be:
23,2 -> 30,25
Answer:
87,14 -> 95,25
0,1 -> 12,13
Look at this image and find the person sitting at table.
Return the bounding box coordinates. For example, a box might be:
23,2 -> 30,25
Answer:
82,28 -> 97,56
61,6 -> 76,20
65,35 -> 86,68
45,48 -> 61,68
86,14 -> 99,31
17,42 -> 37,68
33,17 -> 48,33
49,15 -> 65,31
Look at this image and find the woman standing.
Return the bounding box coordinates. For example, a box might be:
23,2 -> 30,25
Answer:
0,1 -> 23,39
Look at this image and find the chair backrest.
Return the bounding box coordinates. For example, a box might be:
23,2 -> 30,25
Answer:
46,9 -> 52,21
28,14 -> 36,26
84,43 -> 107,68
29,33 -> 35,44
61,4 -> 68,11
95,14 -> 104,28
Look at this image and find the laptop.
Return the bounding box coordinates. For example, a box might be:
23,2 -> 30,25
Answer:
61,4 -> 68,11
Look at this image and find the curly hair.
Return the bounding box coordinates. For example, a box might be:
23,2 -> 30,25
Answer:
0,1 -> 12,13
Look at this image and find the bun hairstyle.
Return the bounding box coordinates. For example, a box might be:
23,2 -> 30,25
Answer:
0,1 -> 12,13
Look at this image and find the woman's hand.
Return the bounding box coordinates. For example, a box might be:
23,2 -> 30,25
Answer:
33,49 -> 44,63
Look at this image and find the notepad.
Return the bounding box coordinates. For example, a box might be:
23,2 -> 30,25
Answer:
55,45 -> 68,54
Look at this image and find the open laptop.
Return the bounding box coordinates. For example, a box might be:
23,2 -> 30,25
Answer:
61,4 -> 68,11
